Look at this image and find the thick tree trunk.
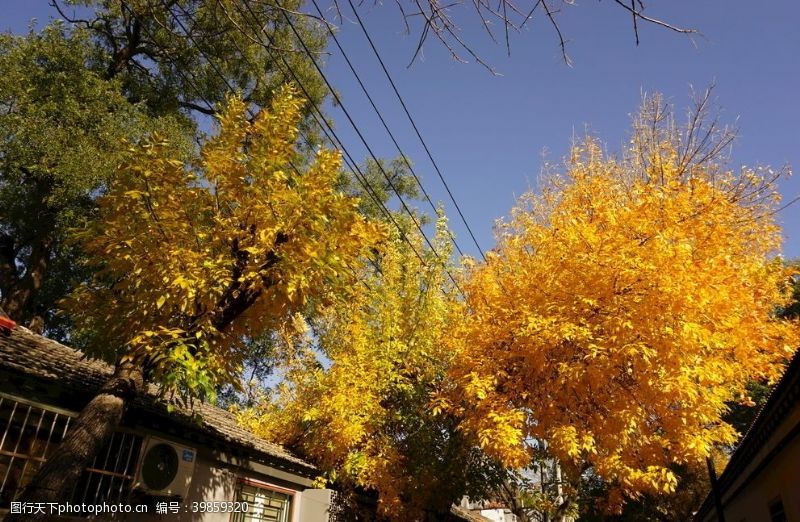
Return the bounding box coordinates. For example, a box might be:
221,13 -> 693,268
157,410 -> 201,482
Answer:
0,233 -> 20,313
6,362 -> 143,521
2,237 -> 52,324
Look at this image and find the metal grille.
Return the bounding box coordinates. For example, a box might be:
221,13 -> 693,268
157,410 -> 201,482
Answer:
0,392 -> 142,511
69,430 -> 143,505
233,484 -> 291,522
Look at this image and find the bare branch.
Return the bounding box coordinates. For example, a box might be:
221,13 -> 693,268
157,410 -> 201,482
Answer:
375,0 -> 697,70
543,1 -> 570,65
612,0 -> 696,36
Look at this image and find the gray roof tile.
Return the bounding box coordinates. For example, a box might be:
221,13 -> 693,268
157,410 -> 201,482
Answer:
0,326 -> 315,472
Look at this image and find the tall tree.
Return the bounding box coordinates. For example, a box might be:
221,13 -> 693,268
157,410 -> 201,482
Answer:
447,92 -> 799,514
10,86 -> 383,514
216,155 -> 425,408
240,219 -> 505,520
0,0 -> 329,333
0,25 -> 187,331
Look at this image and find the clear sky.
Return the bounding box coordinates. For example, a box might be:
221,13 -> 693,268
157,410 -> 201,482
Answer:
4,0 -> 799,259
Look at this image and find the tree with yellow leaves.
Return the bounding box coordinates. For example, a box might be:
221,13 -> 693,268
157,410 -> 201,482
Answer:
240,218 -> 505,520
449,91 -> 799,512
14,85 -> 383,510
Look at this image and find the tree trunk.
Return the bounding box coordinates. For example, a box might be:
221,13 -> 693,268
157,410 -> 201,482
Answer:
7,362 -> 143,521
0,233 -> 20,313
2,237 -> 52,324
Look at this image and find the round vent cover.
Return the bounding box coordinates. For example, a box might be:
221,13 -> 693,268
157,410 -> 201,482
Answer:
141,443 -> 179,491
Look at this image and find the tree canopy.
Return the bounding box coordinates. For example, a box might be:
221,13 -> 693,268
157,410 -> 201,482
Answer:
447,94 -> 799,511
0,0 -> 330,334
0,25 -> 187,331
240,220 -> 505,519
55,0 -> 328,120
64,85 -> 383,399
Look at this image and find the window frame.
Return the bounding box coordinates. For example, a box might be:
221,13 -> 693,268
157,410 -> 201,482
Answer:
0,391 -> 143,513
231,476 -> 295,522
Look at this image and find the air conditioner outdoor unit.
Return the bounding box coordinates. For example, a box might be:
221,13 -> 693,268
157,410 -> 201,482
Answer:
134,436 -> 197,498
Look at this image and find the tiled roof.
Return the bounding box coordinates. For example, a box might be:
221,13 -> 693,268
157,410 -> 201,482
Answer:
0,325 -> 315,472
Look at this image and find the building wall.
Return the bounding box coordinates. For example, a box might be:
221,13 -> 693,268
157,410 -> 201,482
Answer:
701,404 -> 800,522
0,389 -> 329,522
134,455 -> 239,522
478,509 -> 517,522
717,435 -> 800,522
133,448 -> 329,522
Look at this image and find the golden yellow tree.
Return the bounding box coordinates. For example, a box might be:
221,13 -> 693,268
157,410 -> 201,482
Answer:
240,219 -> 503,520
449,94 -> 799,510
66,85 -> 382,397
19,85 -> 382,508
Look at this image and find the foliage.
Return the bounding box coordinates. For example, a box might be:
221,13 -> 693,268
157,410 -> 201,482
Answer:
239,220 -> 504,520
581,262 -> 800,519
0,25 -> 185,328
448,94 -> 799,511
492,461 -> 578,522
577,463 -> 707,522
59,0 -> 328,122
778,261 -> 800,320
215,333 -> 280,407
216,157 -> 424,407
63,86 -> 383,400
1,0 -> 330,333
341,157 -> 424,222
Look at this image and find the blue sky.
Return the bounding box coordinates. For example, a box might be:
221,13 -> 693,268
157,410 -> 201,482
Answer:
5,0 -> 799,258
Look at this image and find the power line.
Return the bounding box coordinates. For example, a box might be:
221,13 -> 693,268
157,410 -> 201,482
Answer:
151,3 -> 389,290
344,0 -> 488,261
262,0 -> 459,277
229,0 -> 464,294
308,0 -> 467,258
224,3 -> 419,229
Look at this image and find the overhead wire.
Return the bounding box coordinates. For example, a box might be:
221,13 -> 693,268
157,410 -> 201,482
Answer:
307,0 -> 467,258
343,0 -> 488,261
255,0 -> 462,283
164,0 -> 464,293
228,0 -> 465,294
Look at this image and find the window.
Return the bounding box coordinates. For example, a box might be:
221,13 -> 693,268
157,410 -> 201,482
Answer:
233,481 -> 292,522
68,430 -> 143,505
0,394 -> 74,509
0,392 -> 143,511
768,497 -> 786,522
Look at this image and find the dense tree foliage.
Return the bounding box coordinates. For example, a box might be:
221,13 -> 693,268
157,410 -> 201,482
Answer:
56,0 -> 327,120
240,220 -> 505,519
65,86 -> 382,399
0,0 -> 329,334
11,87 -> 382,512
447,95 -> 799,512
0,26 -> 187,330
